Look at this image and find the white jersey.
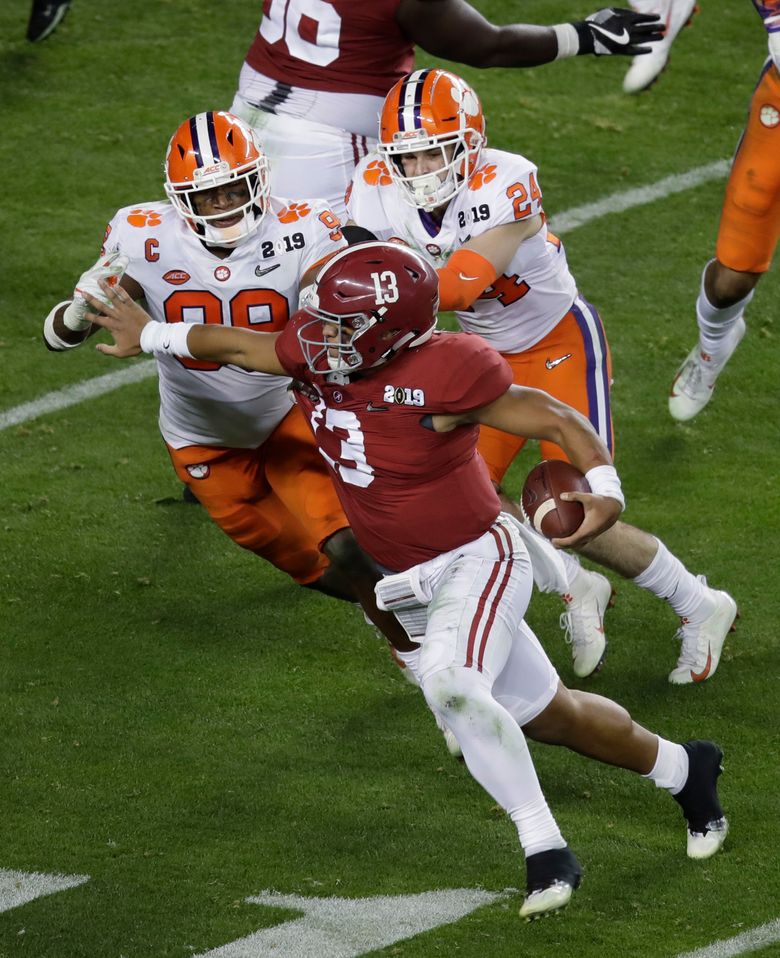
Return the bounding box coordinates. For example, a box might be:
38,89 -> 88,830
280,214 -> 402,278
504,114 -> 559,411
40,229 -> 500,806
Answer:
347,147 -> 579,354
102,198 -> 346,448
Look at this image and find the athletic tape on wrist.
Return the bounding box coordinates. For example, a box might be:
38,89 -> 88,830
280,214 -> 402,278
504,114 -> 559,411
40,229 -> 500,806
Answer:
139,321 -> 194,358
585,464 -> 626,512
62,297 -> 93,332
43,301 -> 84,351
553,23 -> 580,59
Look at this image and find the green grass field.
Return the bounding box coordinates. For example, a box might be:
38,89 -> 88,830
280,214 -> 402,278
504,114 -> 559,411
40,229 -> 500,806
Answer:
1,1 -> 779,956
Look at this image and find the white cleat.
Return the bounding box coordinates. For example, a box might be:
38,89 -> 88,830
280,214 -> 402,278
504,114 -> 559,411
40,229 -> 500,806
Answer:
669,318 -> 746,421
520,881 -> 575,920
560,569 -> 614,678
688,817 -> 729,860
668,582 -> 738,685
622,0 -> 698,94
519,847 -> 582,920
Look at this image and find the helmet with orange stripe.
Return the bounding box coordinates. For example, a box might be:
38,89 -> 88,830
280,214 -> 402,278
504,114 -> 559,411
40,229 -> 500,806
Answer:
378,69 -> 485,212
164,111 -> 270,248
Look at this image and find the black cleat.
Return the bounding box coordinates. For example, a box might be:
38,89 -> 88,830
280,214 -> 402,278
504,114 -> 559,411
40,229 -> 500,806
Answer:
26,0 -> 72,42
519,846 -> 582,920
673,740 -> 729,859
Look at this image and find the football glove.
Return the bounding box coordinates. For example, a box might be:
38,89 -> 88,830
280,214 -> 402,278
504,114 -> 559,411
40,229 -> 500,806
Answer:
64,249 -> 129,331
574,7 -> 664,56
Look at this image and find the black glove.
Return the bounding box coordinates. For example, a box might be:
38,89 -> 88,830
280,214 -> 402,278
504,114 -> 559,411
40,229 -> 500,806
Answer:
574,7 -> 664,56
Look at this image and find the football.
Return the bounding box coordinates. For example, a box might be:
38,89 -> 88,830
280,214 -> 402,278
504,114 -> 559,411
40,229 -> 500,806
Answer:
521,460 -> 591,540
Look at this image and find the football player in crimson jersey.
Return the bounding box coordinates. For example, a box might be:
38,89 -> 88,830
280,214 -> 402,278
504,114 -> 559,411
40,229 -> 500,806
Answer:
346,68 -> 738,685
41,110 -> 410,649
229,1 -> 662,217
669,3 -> 780,422
86,242 -> 729,920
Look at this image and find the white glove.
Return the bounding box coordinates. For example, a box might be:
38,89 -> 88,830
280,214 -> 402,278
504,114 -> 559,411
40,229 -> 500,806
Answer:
63,249 -> 129,332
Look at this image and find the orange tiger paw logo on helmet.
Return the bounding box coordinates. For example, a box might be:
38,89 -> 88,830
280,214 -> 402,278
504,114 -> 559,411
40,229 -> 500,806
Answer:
127,208 -> 163,227
277,202 -> 312,223
468,164 -> 497,190
363,160 -> 392,186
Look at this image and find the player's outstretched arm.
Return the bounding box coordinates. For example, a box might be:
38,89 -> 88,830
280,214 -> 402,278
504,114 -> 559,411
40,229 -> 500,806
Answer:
85,280 -> 286,375
400,0 -> 663,67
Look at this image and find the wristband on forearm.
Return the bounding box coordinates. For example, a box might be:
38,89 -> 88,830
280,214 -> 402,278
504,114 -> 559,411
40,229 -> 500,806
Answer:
139,321 -> 194,359
585,464 -> 626,512
552,23 -> 580,59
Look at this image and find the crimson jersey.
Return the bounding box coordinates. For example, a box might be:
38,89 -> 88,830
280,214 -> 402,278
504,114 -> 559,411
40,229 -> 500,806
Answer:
275,324 -> 513,570
246,0 -> 414,96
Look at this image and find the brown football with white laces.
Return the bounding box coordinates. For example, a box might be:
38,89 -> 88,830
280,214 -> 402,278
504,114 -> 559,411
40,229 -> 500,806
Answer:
521,460 -> 591,540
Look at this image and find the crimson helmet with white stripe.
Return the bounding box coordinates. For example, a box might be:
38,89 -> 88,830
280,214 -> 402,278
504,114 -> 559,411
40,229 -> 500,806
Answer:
378,69 -> 485,211
297,242 -> 440,376
164,111 -> 270,248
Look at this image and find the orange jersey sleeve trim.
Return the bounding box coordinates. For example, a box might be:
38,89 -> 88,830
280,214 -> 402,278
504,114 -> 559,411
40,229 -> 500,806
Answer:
437,249 -> 499,311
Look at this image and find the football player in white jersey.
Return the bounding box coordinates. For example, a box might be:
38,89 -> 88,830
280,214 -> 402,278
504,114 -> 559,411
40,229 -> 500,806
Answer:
42,110 -> 408,647
346,69 -> 738,685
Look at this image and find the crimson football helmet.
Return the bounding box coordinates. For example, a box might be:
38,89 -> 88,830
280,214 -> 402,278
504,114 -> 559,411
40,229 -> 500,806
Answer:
164,111 -> 270,248
378,69 -> 486,211
298,242 -> 440,375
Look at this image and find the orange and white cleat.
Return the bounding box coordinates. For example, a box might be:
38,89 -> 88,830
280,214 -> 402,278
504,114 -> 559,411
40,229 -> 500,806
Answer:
668,581 -> 738,685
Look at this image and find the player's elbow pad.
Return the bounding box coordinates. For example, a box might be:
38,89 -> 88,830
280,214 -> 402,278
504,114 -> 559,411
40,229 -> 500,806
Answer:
437,250 -> 498,311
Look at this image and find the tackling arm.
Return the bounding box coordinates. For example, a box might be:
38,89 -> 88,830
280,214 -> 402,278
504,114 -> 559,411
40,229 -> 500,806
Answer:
400,0 -> 663,66
436,216 -> 542,311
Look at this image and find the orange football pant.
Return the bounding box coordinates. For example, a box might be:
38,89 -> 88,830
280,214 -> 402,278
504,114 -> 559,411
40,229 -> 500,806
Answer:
167,404 -> 348,585
478,299 -> 614,485
716,62 -> 780,273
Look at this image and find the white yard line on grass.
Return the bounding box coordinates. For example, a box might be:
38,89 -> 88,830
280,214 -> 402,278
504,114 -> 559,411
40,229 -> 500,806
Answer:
0,360 -> 157,431
548,159 -> 729,234
675,918 -> 780,958
1,159 -> 730,433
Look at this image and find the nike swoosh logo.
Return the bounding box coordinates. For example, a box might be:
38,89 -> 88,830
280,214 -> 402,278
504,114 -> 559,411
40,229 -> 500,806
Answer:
255,263 -> 281,277
458,272 -> 480,281
590,24 -> 631,45
545,353 -> 573,370
366,402 -> 388,412
690,646 -> 713,682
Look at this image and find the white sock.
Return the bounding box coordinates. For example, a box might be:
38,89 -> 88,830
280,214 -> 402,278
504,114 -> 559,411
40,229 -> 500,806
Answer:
643,736 -> 689,795
632,538 -> 714,622
509,798 -> 567,856
697,261 -> 753,362
423,667 -> 565,855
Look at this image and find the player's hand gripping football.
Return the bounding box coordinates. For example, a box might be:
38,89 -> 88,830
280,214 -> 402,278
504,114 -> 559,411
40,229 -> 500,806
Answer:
551,491 -> 623,550
574,7 -> 664,56
83,279 -> 150,358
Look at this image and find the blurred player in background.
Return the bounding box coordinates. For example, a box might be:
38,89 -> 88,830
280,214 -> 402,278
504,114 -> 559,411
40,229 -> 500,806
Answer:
41,110 -> 407,646
669,0 -> 780,420
230,0 -> 662,217
86,241 -> 730,921
27,0 -> 71,41
346,68 -> 738,684
623,0 -> 698,93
